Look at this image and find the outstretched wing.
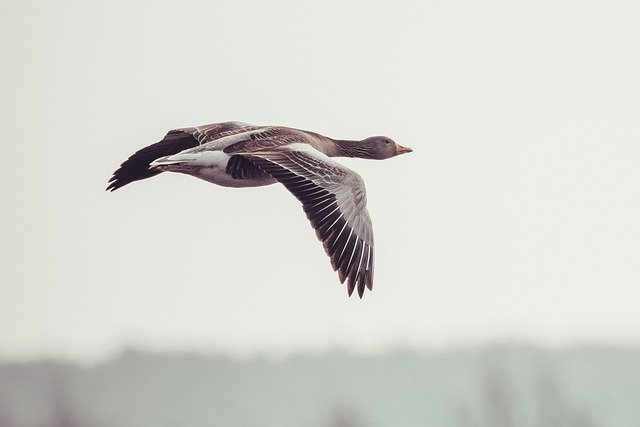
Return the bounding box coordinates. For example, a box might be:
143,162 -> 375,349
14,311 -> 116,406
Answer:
107,121 -> 254,191
239,144 -> 375,297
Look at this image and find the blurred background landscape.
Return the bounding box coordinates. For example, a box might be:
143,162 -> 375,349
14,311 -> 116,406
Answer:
3,345 -> 640,427
1,0 -> 639,426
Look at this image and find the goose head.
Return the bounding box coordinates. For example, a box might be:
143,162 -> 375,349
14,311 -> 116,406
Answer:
361,136 -> 413,159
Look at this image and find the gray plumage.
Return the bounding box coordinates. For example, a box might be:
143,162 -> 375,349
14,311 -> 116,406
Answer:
107,122 -> 412,298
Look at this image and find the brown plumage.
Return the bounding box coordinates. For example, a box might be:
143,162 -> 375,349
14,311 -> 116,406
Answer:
107,122 -> 412,298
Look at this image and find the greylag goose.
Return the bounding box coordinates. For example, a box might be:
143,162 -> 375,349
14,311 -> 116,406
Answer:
107,122 -> 412,298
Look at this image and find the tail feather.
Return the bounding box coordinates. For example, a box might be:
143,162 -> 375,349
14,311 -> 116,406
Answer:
106,130 -> 198,191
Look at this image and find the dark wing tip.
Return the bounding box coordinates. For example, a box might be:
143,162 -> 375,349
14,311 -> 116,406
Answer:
357,282 -> 365,298
106,176 -> 123,192
344,270 -> 370,299
106,130 -> 198,192
106,174 -> 133,192
346,277 -> 356,297
365,269 -> 373,291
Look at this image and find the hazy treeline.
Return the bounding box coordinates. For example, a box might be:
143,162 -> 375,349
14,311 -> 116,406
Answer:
1,345 -> 639,427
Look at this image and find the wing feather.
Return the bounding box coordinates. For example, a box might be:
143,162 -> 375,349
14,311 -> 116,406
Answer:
107,121 -> 254,191
239,145 -> 375,297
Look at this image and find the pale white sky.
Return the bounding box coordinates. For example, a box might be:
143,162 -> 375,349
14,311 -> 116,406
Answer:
1,0 -> 639,361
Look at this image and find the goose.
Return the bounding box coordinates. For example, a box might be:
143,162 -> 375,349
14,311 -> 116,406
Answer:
107,121 -> 412,298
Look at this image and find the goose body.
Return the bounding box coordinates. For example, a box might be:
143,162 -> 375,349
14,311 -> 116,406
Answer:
107,121 -> 412,297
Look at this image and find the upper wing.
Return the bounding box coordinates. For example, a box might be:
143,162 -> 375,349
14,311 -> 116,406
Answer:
239,144 -> 375,297
189,121 -> 257,145
221,127 -> 318,154
107,121 -> 254,191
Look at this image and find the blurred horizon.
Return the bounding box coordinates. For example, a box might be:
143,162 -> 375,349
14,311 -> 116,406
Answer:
2,343 -> 640,426
3,338 -> 640,365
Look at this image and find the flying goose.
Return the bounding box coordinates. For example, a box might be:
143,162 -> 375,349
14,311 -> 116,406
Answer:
107,122 -> 412,297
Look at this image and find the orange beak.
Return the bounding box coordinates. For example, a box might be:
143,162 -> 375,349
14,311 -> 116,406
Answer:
395,144 -> 413,155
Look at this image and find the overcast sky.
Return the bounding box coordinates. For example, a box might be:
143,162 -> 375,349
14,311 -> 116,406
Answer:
1,0 -> 639,361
